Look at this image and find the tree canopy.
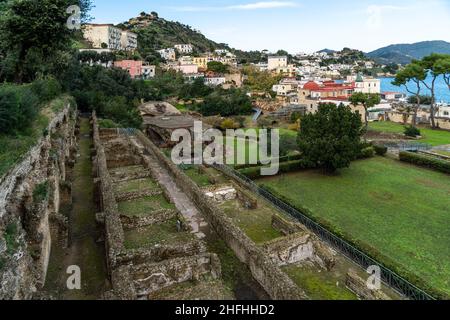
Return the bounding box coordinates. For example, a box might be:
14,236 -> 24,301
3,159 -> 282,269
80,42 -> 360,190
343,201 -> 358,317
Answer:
298,103 -> 364,173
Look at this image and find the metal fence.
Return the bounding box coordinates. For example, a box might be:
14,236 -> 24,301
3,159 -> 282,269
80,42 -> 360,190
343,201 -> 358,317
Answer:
213,163 -> 436,300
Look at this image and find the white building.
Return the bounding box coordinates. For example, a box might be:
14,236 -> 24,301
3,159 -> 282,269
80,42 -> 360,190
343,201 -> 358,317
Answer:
83,24 -> 122,50
268,56 -> 288,71
204,76 -> 226,86
142,65 -> 156,79
158,48 -> 176,61
436,103 -> 450,118
174,44 -> 193,54
120,31 -> 138,51
350,74 -> 381,94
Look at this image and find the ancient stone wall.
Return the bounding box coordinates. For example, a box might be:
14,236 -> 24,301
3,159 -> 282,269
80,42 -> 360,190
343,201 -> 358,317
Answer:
0,105 -> 77,299
134,131 -> 307,300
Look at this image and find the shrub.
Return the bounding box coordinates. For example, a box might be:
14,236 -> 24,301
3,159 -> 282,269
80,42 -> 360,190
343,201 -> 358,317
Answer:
33,181 -> 49,204
399,151 -> 450,174
360,146 -> 375,158
239,159 -> 310,179
98,119 -> 119,129
220,118 -> 239,130
30,78 -> 62,103
373,145 -> 388,156
404,125 -> 421,137
0,85 -> 39,135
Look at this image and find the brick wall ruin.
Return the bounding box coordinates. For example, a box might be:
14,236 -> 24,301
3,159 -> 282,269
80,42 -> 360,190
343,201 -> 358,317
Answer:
92,115 -> 223,300
0,105 -> 77,299
134,130 -> 307,300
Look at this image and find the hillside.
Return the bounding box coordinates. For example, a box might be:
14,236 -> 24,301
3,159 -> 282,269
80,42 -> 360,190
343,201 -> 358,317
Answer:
367,40 -> 450,65
118,12 -> 262,64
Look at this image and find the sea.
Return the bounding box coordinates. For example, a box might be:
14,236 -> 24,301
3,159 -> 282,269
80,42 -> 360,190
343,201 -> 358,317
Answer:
380,75 -> 450,103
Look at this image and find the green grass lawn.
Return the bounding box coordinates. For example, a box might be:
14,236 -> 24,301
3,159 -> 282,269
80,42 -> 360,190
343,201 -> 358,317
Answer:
118,194 -> 175,217
369,121 -> 450,146
219,200 -> 283,244
257,157 -> 450,298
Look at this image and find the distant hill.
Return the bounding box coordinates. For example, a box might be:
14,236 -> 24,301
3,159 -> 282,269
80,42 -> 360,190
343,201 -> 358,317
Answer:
367,40 -> 450,65
318,49 -> 336,54
117,12 -> 262,64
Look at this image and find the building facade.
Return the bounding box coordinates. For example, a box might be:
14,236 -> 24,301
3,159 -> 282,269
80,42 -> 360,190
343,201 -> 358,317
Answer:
120,31 -> 138,51
83,24 -> 122,50
268,56 -> 288,71
174,44 -> 193,54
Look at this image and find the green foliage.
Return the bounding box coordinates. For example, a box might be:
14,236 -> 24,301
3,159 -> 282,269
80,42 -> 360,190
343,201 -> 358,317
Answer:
30,78 -> 62,103
197,88 -> 253,117
98,119 -> 120,129
0,84 -> 39,135
407,95 -> 432,105
242,65 -> 282,93
239,160 -> 309,179
360,146 -> 375,159
298,103 -> 364,173
373,145 -> 388,156
33,181 -> 49,204
399,151 -> 450,174
207,61 -> 229,74
404,125 -> 421,137
4,222 -> 19,254
349,92 -> 381,126
0,0 -> 74,83
178,77 -> 213,100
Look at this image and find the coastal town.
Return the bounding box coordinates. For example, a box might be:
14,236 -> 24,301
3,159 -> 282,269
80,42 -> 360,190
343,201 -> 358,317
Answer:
81,14 -> 450,130
0,2 -> 450,306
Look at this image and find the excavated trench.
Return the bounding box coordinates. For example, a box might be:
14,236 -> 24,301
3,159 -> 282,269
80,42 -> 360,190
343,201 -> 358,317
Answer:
43,117 -> 109,299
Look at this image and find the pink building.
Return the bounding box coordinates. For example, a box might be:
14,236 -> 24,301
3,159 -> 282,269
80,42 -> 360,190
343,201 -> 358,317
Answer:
114,60 -> 143,78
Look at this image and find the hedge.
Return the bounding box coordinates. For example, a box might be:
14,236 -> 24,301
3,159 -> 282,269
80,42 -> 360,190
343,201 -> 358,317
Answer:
399,151 -> 450,174
234,153 -> 303,170
238,159 -> 311,179
373,145 -> 388,156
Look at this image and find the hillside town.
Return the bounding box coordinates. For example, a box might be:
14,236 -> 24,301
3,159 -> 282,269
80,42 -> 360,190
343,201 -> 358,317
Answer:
81,21 -> 450,129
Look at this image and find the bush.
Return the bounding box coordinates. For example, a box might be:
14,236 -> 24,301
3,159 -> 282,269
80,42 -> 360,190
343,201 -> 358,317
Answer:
33,181 -> 49,204
0,85 -> 39,135
373,145 -> 388,156
30,78 -> 62,103
360,146 -> 375,158
399,151 -> 450,174
220,118 -> 239,130
99,119 -> 120,129
404,125 -> 421,137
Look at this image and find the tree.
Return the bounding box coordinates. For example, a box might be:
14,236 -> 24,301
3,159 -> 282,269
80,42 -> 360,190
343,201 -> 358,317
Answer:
417,54 -> 446,128
198,88 -> 253,117
349,92 -> 381,128
433,54 -> 450,90
207,61 -> 229,74
0,0 -> 74,83
298,103 -> 364,173
392,62 -> 427,126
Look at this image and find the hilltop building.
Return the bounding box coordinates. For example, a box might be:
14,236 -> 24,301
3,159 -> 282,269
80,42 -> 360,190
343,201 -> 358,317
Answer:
83,24 -> 137,51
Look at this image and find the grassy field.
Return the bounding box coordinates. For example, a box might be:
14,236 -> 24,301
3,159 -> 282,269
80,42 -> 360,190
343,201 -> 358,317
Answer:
257,157 -> 450,298
369,121 -> 450,146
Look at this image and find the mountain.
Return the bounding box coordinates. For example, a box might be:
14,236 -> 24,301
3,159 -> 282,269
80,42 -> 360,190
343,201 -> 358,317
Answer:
367,40 -> 450,65
117,12 -> 262,64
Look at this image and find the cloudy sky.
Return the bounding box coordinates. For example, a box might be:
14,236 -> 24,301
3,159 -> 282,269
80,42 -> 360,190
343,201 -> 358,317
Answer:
91,0 -> 450,53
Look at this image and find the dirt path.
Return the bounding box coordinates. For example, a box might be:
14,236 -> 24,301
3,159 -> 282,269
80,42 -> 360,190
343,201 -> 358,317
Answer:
44,117 -> 109,300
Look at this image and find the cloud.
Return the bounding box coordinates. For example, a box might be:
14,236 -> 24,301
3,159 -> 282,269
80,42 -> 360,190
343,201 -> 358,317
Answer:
170,1 -> 299,12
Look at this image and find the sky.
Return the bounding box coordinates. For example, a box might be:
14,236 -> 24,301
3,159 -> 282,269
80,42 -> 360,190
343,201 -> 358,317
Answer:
91,0 -> 450,53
